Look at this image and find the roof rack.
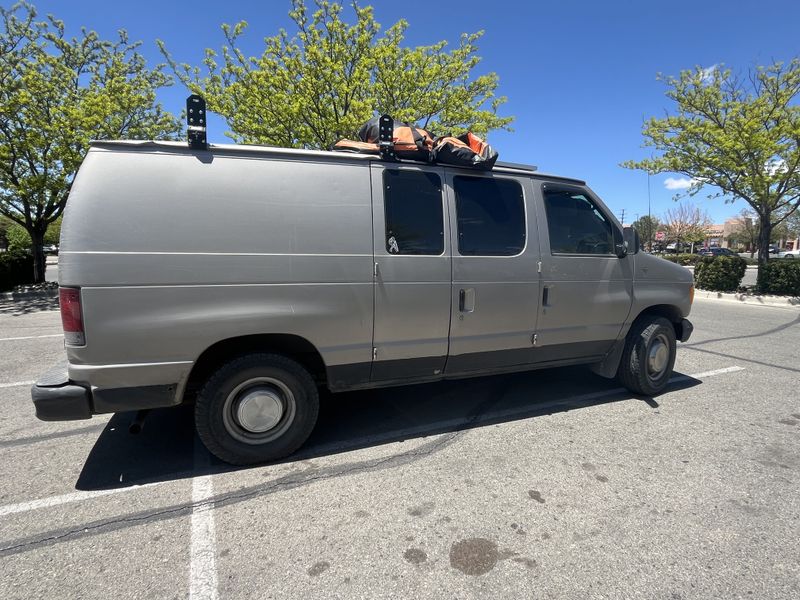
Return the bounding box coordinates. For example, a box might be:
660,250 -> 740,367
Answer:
494,161 -> 537,172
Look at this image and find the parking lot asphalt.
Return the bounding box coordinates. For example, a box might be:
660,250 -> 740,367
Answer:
0,296 -> 798,599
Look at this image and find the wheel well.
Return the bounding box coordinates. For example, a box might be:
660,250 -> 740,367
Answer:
634,304 -> 683,338
182,334 -> 327,403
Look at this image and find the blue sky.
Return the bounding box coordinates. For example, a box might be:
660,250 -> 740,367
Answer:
24,0 -> 800,224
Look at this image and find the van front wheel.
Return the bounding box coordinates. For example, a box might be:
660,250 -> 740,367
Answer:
617,317 -> 676,396
195,354 -> 319,465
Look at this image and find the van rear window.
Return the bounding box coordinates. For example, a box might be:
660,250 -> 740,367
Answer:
383,170 -> 444,255
453,176 -> 525,256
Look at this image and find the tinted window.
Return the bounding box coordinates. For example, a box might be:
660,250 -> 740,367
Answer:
383,170 -> 444,255
543,188 -> 614,255
453,176 -> 525,256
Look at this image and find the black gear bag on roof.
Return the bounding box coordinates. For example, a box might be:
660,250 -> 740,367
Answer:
431,132 -> 498,170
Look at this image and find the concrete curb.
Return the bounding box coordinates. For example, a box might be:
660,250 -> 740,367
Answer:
0,289 -> 59,301
694,290 -> 800,308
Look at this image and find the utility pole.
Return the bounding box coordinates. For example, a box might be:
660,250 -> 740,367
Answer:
647,169 -> 653,252
619,209 -> 626,226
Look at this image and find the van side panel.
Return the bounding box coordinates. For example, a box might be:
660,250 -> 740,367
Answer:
530,181 -> 634,360
59,148 -> 374,397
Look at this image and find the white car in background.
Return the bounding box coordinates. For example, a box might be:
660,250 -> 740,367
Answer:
777,248 -> 799,259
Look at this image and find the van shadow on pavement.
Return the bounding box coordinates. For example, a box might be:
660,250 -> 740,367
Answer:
75,366 -> 701,491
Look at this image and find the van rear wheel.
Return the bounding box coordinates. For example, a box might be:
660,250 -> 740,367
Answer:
617,317 -> 676,396
195,353 -> 319,465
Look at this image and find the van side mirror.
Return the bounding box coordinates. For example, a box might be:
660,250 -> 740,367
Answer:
613,228 -> 627,258
623,226 -> 640,256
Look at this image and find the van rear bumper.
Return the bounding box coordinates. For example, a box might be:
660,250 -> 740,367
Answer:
31,363 -> 92,421
31,362 -> 181,421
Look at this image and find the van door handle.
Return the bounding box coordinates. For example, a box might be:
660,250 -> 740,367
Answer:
459,288 -> 475,313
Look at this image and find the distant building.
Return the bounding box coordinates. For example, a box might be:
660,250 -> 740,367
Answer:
703,223 -> 726,247
704,217 -> 753,249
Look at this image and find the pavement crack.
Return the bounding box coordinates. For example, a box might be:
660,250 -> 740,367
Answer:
684,314 -> 800,348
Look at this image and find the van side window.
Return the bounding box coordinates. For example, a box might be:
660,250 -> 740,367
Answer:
453,176 -> 525,256
383,170 -> 444,255
543,188 -> 613,255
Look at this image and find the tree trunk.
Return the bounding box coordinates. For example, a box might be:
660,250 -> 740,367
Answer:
30,229 -> 46,284
756,218 -> 772,292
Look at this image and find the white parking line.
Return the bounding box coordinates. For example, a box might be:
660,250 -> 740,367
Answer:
0,483 -> 161,518
0,334 -> 63,342
0,380 -> 34,389
0,363 -> 747,521
676,365 -> 745,379
189,440 -> 218,600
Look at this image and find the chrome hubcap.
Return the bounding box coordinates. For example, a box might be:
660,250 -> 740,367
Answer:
647,335 -> 669,378
236,388 -> 284,433
222,377 -> 296,445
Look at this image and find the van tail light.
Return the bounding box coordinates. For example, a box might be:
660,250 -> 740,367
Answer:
59,287 -> 85,346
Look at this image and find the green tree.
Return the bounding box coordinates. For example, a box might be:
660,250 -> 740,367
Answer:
5,221 -> 31,251
158,0 -> 512,149
0,2 -> 182,282
784,208 -> 800,239
44,215 -> 61,246
0,214 -> 59,252
631,215 -> 661,251
662,202 -> 710,251
624,60 -> 800,279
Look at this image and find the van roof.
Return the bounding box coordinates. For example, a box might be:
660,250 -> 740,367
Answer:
90,140 -> 586,185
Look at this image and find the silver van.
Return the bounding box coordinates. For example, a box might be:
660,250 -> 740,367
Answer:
32,141 -> 694,464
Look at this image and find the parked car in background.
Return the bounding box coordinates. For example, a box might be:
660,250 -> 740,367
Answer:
666,242 -> 695,253
777,248 -> 799,259
698,247 -> 738,257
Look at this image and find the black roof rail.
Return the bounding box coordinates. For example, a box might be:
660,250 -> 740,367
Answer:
494,161 -> 537,172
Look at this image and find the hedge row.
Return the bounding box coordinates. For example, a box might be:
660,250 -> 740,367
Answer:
0,250 -> 35,291
694,256 -> 747,292
660,253 -> 702,266
757,261 -> 800,296
660,253 -> 758,266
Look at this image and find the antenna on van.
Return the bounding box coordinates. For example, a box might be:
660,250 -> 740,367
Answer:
377,114 -> 397,162
186,95 -> 208,151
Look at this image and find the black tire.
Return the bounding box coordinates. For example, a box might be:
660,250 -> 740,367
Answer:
617,316 -> 677,396
195,353 -> 319,465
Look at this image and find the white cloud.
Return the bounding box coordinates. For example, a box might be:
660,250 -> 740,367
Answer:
766,158 -> 787,175
664,177 -> 698,190
700,64 -> 719,83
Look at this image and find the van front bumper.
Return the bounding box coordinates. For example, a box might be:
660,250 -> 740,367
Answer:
31,363 -> 92,421
677,318 -> 694,342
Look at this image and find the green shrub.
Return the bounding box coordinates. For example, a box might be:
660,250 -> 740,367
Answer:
661,253 -> 701,266
757,261 -> 800,296
5,224 -> 31,251
0,250 -> 35,291
694,256 -> 747,292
